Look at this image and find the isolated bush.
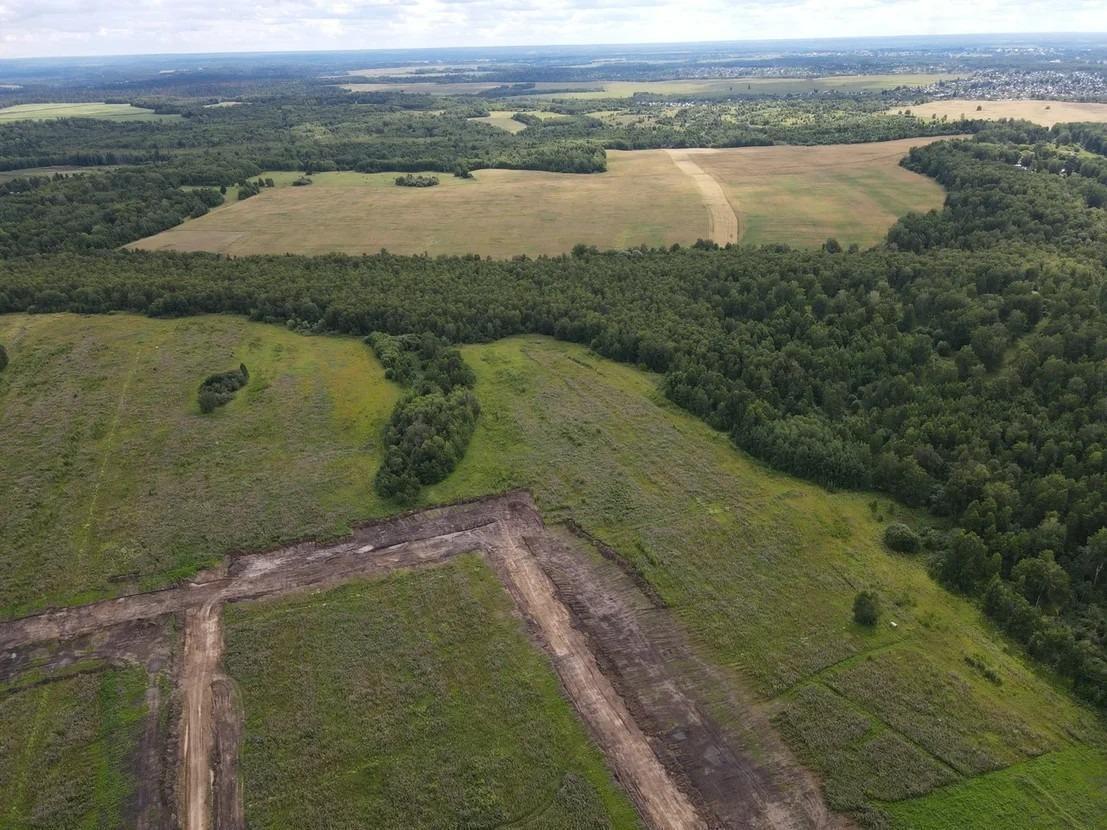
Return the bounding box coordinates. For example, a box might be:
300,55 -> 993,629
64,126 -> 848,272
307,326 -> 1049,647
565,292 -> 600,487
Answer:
883,523 -> 920,553
198,363 -> 249,413
0,343 -> 7,372
394,173 -> 439,188
853,591 -> 880,627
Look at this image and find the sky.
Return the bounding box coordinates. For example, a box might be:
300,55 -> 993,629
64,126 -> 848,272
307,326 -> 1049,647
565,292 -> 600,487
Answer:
2,1 -> 1107,60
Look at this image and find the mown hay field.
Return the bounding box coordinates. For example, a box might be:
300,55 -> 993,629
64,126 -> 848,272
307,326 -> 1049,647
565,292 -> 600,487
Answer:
132,139 -> 945,257
894,99 -> 1107,127
0,102 -> 178,122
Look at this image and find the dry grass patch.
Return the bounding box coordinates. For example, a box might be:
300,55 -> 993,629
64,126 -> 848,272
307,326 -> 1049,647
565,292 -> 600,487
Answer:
894,99 -> 1107,127
691,137 -> 947,248
133,140 -> 946,256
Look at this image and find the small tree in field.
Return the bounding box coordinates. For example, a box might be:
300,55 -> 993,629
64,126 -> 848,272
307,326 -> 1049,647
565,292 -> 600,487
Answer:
0,343 -> 7,372
883,523 -> 920,553
853,591 -> 880,626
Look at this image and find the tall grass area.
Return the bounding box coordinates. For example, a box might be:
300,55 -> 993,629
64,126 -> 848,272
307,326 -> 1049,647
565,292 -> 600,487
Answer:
0,666 -> 148,828
426,336 -> 1107,828
0,314 -> 399,617
222,555 -> 639,829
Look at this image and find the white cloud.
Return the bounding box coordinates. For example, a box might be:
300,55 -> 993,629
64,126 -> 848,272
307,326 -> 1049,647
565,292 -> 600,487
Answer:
0,0 -> 1104,59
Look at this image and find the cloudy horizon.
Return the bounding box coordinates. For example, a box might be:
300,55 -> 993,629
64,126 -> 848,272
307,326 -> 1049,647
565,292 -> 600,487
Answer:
2,1 -> 1107,61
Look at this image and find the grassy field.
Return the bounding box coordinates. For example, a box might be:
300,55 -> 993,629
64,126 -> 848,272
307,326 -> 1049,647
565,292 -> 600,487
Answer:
690,138 -> 948,247
467,111 -> 529,132
223,555 -> 639,829
2,316 -> 1103,826
340,74 -> 960,99
425,336 -> 1107,828
892,99 -> 1107,127
0,102 -> 177,122
0,314 -> 399,617
131,151 -> 708,257
0,665 -> 149,828
132,140 -> 944,257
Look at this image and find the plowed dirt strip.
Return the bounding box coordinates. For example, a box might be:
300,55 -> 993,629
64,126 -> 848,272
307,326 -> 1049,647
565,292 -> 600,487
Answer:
0,493 -> 837,830
666,149 -> 740,245
180,601 -> 223,830
485,515 -> 705,830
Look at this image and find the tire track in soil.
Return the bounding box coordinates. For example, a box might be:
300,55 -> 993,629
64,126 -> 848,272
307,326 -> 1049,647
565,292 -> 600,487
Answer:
0,492 -> 837,830
666,149 -> 740,245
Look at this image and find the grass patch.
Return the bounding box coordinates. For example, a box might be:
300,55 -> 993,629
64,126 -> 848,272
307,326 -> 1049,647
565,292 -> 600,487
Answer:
0,103 -> 177,122
222,554 -> 639,829
0,666 -> 148,828
0,313 -> 399,617
884,746 -> 1107,829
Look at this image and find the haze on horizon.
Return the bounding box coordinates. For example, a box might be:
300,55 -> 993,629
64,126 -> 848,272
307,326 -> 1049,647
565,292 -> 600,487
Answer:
2,0 -> 1107,61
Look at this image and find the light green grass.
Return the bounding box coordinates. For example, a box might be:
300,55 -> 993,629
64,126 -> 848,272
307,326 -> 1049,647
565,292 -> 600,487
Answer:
0,103 -> 178,122
885,746 -> 1107,829
223,555 -> 640,829
0,314 -> 399,617
425,336 -> 1106,828
0,666 -> 149,829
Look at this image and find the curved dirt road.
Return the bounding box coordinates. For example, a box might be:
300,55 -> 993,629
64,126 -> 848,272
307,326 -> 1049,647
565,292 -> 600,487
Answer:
667,149 -> 740,245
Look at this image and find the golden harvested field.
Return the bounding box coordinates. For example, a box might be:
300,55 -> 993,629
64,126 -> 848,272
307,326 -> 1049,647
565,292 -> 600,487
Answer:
895,99 -> 1107,127
132,139 -> 946,257
691,137 -> 948,248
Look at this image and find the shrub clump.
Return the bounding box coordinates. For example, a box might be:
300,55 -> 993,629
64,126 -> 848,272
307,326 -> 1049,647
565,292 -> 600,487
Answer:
198,363 -> 249,413
369,333 -> 478,502
883,522 -> 920,553
394,173 -> 439,188
0,343 -> 7,372
853,591 -> 880,627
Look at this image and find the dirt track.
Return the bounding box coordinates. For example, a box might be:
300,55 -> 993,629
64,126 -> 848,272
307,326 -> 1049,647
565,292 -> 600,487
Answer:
0,492 -> 837,829
667,149 -> 740,245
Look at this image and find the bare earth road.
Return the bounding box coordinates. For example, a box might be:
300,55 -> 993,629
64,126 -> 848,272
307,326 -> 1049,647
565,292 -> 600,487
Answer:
0,493 -> 838,830
667,149 -> 740,245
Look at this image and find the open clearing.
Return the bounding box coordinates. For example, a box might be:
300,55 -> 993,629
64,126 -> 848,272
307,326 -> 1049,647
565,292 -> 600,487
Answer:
1,316 -> 1104,827
894,99 -> 1107,127
0,102 -> 178,122
340,74 -> 960,99
132,139 -> 945,256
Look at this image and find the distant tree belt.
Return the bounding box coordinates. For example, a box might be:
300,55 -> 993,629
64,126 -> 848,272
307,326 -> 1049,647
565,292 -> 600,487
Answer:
0,94 -> 974,182
1,127 -> 1106,707
0,169 -> 223,257
367,332 -> 479,502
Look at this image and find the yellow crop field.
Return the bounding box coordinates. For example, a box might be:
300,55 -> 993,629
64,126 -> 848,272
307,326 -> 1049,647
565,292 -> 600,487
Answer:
894,99 -> 1107,127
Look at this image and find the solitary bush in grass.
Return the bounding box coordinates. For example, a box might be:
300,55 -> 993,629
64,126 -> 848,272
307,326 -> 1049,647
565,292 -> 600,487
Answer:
198,363 -> 249,413
0,343 -> 7,372
394,173 -> 439,188
883,523 -> 920,553
853,591 -> 880,626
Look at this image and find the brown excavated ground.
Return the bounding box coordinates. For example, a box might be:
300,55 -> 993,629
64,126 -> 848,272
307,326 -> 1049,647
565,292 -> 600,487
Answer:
0,492 -> 841,830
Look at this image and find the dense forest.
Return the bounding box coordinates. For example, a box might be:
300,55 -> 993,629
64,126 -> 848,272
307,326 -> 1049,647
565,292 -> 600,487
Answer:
0,90 -> 970,180
1,122 -> 1106,709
